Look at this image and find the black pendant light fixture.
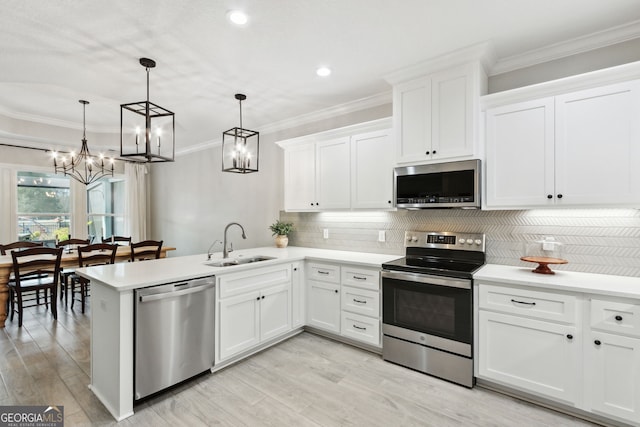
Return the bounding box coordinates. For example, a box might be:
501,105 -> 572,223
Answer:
120,57 -> 175,162
53,100 -> 114,185
222,94 -> 259,173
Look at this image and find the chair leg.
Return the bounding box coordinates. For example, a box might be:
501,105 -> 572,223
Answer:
36,289 -> 40,305
70,281 -> 75,310
9,289 -> 14,322
16,292 -> 23,327
51,287 -> 57,320
80,282 -> 86,314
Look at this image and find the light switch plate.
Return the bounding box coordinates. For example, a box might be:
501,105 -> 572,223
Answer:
378,230 -> 386,242
323,228 -> 329,239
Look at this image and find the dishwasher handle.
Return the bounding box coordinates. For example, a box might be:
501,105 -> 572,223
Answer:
139,282 -> 215,303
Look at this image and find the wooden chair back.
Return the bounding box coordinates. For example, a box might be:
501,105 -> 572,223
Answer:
78,243 -> 118,267
101,236 -> 132,245
130,240 -> 163,262
11,247 -> 63,289
0,241 -> 44,255
56,238 -> 90,250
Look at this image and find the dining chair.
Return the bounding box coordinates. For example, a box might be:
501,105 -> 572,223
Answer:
70,243 -> 117,313
0,241 -> 44,255
101,236 -> 132,245
130,240 -> 163,262
56,238 -> 90,306
9,247 -> 63,327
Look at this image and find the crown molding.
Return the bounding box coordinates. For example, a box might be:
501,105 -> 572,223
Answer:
491,20 -> 640,76
384,41 -> 496,85
0,106 -> 117,134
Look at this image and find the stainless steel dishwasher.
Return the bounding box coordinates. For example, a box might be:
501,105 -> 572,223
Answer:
134,275 -> 215,400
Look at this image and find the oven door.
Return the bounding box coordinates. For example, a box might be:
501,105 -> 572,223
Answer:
381,270 -> 472,356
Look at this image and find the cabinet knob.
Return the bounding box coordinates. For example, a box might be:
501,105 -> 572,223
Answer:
293,267 -> 297,272
310,202 -> 314,206
547,194 -> 553,199
316,202 -> 319,206
425,151 -> 430,155
256,296 -> 260,301
615,315 -> 623,321
388,200 -> 391,204
432,150 -> 436,155
334,289 -> 339,294
566,334 -> 573,340
557,194 -> 563,199
594,339 -> 601,346
262,295 -> 265,299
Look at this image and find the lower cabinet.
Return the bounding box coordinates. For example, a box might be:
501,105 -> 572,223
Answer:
307,279 -> 341,333
477,281 -> 640,425
217,264 -> 292,362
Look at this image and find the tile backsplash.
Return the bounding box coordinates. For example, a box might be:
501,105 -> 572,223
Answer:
280,208 -> 640,277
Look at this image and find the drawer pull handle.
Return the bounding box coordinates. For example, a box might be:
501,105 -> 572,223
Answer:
566,334 -> 573,340
353,299 -> 367,304
353,325 -> 367,331
594,340 -> 602,346
511,299 -> 536,306
318,271 -> 329,275
615,315 -> 623,321
353,276 -> 367,280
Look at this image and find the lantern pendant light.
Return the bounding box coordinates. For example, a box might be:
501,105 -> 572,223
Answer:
53,100 -> 114,185
222,94 -> 259,173
120,57 -> 175,162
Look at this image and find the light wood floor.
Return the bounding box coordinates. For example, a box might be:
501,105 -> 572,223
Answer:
0,304 -> 599,426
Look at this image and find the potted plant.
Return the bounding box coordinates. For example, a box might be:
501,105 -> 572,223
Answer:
269,220 -> 294,248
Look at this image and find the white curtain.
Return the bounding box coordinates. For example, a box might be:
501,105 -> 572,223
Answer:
124,162 -> 148,242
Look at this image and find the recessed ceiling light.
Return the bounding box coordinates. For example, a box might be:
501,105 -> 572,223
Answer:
228,10 -> 248,25
316,67 -> 331,77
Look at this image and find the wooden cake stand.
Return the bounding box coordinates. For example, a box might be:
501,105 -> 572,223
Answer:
520,256 -> 568,275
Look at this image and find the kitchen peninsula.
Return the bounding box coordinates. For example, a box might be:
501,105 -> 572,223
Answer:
76,246 -> 397,421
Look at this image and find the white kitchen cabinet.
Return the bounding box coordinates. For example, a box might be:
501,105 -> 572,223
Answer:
485,80 -> 640,209
217,264 -> 292,362
350,129 -> 394,209
291,262 -> 305,328
307,279 -> 341,333
478,310 -> 580,404
283,142 -> 316,211
393,62 -> 485,164
316,137 -> 350,210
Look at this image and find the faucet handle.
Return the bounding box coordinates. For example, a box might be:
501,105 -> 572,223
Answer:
228,242 -> 234,253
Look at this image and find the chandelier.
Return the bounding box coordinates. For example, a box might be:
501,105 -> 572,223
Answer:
222,94 -> 259,173
120,57 -> 175,162
53,100 -> 114,185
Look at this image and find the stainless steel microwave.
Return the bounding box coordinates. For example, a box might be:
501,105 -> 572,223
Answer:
394,159 -> 481,209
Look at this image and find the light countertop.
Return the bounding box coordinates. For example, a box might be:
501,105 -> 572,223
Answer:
75,246 -> 400,291
475,264 -> 640,299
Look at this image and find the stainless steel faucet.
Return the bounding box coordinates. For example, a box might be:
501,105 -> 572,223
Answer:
223,222 -> 247,258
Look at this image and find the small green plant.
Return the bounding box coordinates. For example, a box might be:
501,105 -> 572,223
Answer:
269,220 -> 294,236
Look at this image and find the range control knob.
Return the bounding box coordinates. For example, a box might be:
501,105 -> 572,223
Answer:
411,236 -> 418,242
475,239 -> 482,245
467,240 -> 473,245
459,239 -> 466,244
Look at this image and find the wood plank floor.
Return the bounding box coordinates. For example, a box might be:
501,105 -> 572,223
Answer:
0,304 -> 599,426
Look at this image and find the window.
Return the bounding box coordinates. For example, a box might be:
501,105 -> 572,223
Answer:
87,177 -> 125,242
17,171 -> 71,243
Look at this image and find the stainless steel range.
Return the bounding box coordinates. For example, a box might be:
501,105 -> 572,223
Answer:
382,231 -> 485,388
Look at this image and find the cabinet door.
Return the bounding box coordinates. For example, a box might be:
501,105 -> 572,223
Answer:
555,80 -> 640,206
284,142 -> 316,211
350,129 -> 394,209
586,331 -> 640,424
431,64 -> 475,160
306,279 -> 341,333
393,76 -> 431,163
478,311 -> 580,405
485,98 -> 555,208
219,291 -> 260,360
260,283 -> 292,341
316,138 -> 350,209
291,262 -> 305,328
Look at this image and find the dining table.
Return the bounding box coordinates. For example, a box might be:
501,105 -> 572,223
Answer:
0,244 -> 176,328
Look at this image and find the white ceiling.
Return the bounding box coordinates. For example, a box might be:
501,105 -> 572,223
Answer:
2,0 -> 640,154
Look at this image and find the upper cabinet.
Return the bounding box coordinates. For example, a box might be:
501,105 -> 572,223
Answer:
279,119 -> 394,212
485,80 -> 640,209
391,61 -> 487,165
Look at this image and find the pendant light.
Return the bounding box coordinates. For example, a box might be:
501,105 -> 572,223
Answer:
222,94 -> 259,173
120,57 -> 175,162
53,100 -> 114,185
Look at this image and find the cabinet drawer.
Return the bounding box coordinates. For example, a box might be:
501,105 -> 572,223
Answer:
341,266 -> 379,291
341,311 -> 380,346
590,298 -> 640,337
307,262 -> 340,284
341,286 -> 379,318
219,264 -> 291,299
478,283 -> 577,324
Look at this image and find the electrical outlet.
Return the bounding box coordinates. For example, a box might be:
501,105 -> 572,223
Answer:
323,228 -> 329,239
378,230 -> 386,242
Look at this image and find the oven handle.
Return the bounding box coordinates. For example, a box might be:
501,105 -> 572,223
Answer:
381,270 -> 471,290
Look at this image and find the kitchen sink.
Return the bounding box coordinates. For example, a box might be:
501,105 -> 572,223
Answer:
205,255 -> 276,267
